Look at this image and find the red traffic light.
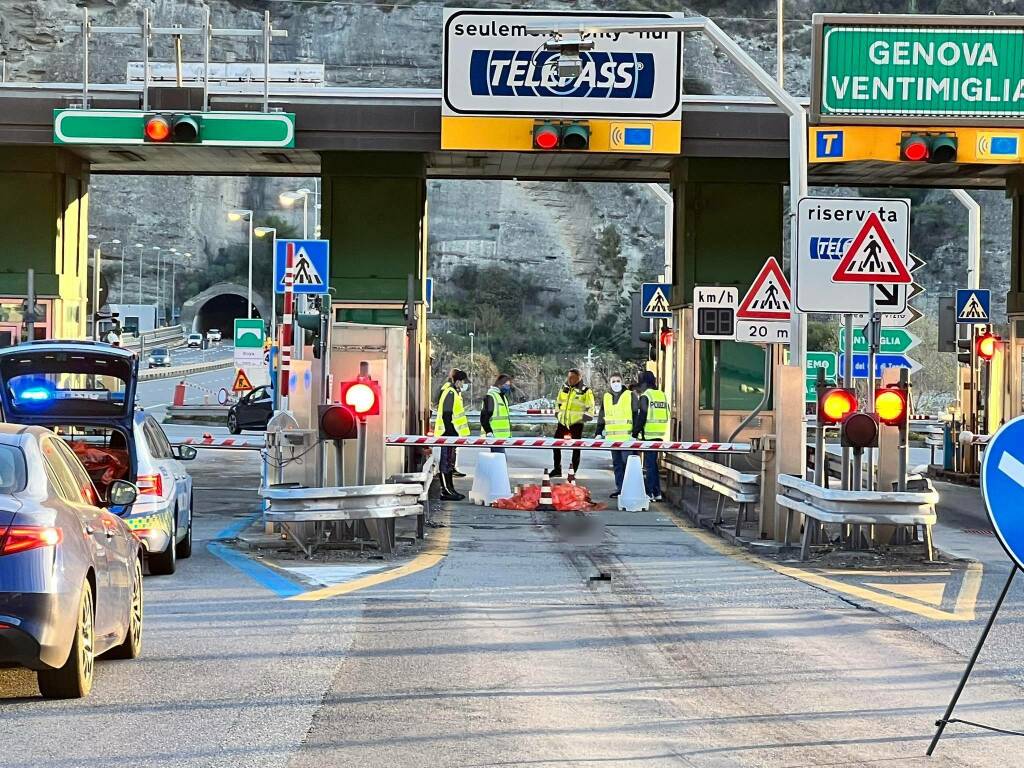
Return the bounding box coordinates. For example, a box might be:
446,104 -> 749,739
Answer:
339,378 -> 381,417
659,328 -> 674,348
818,387 -> 857,426
842,411 -> 879,450
875,387 -> 908,427
319,404 -> 357,440
977,331 -> 998,361
900,135 -> 929,161
144,115 -> 172,142
533,122 -> 560,150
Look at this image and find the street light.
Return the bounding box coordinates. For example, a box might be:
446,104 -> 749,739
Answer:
255,227 -> 278,335
228,209 -> 254,319
173,252 -> 189,325
88,237 -> 120,340
279,187 -> 314,238
134,243 -> 145,304
469,331 -> 475,404
151,246 -> 162,326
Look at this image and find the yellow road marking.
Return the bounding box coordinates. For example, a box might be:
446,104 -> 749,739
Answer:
665,510 -> 982,622
864,581 -> 946,607
288,512 -> 452,602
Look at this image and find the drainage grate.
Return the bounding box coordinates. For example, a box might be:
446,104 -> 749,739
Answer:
962,528 -> 995,536
589,572 -> 612,582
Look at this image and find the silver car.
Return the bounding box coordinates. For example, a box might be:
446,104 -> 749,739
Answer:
0,424 -> 143,698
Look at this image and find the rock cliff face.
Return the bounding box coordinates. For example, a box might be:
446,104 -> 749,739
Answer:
0,1 -> 1014,324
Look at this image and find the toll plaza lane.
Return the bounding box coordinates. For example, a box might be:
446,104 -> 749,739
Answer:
2,449 -> 1023,766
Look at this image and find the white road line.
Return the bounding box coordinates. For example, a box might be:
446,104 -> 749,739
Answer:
997,450 -> 1024,489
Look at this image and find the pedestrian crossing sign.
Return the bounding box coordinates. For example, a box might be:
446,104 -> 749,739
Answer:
736,258 -> 791,321
956,288 -> 991,324
831,213 -> 912,284
274,239 -> 330,294
640,282 -> 673,318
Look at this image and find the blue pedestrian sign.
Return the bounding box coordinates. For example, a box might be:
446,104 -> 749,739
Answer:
839,353 -> 922,379
641,282 -> 672,319
274,239 -> 329,294
955,289 -> 990,324
982,416 -> 1024,569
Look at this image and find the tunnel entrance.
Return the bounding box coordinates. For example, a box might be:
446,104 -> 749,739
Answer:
193,293 -> 259,335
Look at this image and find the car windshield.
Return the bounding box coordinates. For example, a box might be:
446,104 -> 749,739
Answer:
188,335 -> 201,340
1,351 -> 130,417
151,348 -> 168,356
0,444 -> 27,494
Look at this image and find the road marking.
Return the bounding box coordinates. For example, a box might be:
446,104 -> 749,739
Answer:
289,514 -> 452,602
864,581 -> 945,606
998,450 -> 1024,488
664,510 -> 982,622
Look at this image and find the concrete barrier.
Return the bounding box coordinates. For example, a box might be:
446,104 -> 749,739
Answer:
138,358 -> 232,382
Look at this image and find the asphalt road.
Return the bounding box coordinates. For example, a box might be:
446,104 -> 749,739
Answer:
2,448 -> 1024,766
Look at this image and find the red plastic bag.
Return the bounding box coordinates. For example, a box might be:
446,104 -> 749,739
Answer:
492,482 -> 605,512
493,484 -> 540,510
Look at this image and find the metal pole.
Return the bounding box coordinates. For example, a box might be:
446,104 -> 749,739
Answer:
302,194 -> 309,239
24,269 -> 35,343
814,366 -> 826,487
866,294 -> 879,491
852,449 -> 862,492
202,7 -> 211,112
92,246 -> 101,340
712,339 -> 722,442
952,190 -> 981,290
119,244 -> 125,303
927,566 -> 1017,756
898,367 -> 909,491
841,313 -> 854,489
247,214 -> 253,319
646,183 -> 673,282
81,6 -> 89,108
262,10 -> 271,113
356,418 -> 367,485
137,247 -> 143,304
776,0 -> 784,87
171,257 -> 176,324
142,8 -> 150,112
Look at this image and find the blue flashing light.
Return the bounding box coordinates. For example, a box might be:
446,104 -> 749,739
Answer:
20,387 -> 51,401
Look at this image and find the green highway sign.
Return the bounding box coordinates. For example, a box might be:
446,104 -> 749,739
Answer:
234,318 -> 265,348
839,327 -> 920,354
805,378 -> 818,402
806,352 -> 837,380
815,17 -> 1024,120
54,110 -> 295,147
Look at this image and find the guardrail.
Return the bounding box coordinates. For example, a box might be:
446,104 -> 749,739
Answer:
120,325 -> 183,350
386,435 -> 751,453
137,357 -> 232,382
664,453 -> 760,536
776,474 -> 938,561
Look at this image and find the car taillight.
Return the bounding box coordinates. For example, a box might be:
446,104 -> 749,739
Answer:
0,526 -> 62,556
137,473 -> 163,497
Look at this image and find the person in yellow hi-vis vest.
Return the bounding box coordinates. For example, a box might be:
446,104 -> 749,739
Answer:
594,372 -> 637,498
550,368 -> 595,477
634,370 -> 669,502
480,374 -> 513,454
434,368 -> 470,501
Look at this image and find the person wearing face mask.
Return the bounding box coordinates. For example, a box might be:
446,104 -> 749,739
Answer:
594,372 -> 637,498
434,368 -> 470,501
481,374 -> 513,453
634,370 -> 670,502
550,367 -> 595,478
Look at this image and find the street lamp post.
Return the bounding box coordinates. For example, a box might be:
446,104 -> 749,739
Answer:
255,227 -> 277,332
469,331 -> 475,404
279,188 -> 314,238
151,246 -> 161,326
87,235 -> 120,340
174,253 -> 188,325
134,243 -> 145,304
228,209 -> 254,319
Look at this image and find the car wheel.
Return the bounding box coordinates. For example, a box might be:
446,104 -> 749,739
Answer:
227,411 -> 241,435
176,500 -> 193,559
148,515 -> 177,576
37,580 -> 95,698
105,557 -> 143,660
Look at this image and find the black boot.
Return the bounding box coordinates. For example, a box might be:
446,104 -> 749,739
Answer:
439,472 -> 465,501
451,469 -> 467,478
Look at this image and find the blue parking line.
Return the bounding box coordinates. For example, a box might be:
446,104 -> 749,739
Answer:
207,515 -> 304,598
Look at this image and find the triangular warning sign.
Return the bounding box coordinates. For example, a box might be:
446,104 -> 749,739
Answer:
644,287 -> 671,315
959,293 -> 988,320
832,213 -> 912,284
736,258 -> 791,320
292,248 -> 324,287
232,368 -> 254,393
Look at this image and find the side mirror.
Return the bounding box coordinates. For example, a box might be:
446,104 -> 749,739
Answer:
107,479 -> 138,507
174,444 -> 198,461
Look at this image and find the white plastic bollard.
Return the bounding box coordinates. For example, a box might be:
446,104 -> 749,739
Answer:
618,454 -> 650,512
469,452 -> 513,506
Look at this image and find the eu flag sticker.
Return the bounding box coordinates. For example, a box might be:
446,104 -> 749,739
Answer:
815,130 -> 844,159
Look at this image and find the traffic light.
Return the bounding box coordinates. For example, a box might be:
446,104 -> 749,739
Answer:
144,114 -> 202,143
841,411 -> 879,450
532,120 -> 590,150
818,387 -> 857,426
957,336 -> 973,365
339,378 -> 381,417
318,404 -> 357,441
875,385 -> 908,428
899,132 -> 958,163
659,328 -> 674,349
977,330 -> 998,362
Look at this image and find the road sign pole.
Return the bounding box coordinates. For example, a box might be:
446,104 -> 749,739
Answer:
814,367 -> 826,488
898,367 -> 909,492
841,313 -> 854,489
866,286 -> 879,492
712,340 -> 722,442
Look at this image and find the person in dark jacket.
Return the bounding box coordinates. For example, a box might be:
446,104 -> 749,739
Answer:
633,370 -> 670,502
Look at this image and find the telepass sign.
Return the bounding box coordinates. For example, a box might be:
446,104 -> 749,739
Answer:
813,15 -> 1024,122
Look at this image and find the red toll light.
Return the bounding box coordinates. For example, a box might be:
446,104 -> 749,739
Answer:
339,378 -> 381,417
533,122 -> 561,150
818,387 -> 857,426
977,331 -> 998,362
875,387 -> 908,427
319,404 -> 358,440
144,115 -> 172,142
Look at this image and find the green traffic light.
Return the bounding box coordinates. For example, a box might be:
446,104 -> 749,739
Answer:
172,115 -> 200,143
561,123 -> 590,150
930,133 -> 958,163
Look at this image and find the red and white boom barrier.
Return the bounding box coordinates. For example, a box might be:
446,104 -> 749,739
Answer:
385,435 -> 751,453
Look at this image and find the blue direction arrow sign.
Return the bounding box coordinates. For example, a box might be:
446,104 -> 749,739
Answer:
982,416 -> 1024,569
955,288 -> 991,324
839,353 -> 922,379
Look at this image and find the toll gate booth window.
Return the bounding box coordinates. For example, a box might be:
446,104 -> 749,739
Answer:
699,342 -> 769,411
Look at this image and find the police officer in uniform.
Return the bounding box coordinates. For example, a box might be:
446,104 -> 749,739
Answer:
634,370 -> 670,502
595,372 -> 636,498
434,368 -> 470,501
551,368 -> 595,478
481,374 -> 513,453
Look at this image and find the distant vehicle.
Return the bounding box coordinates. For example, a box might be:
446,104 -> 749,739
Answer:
0,423 -> 143,698
206,329 -> 222,342
147,348 -> 170,368
227,385 -> 272,434
186,333 -> 203,348
0,341 -> 197,576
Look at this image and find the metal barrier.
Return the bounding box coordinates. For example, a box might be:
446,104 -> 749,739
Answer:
178,436 -> 265,450
386,435 -> 751,453
663,453 -> 760,536
776,474 -> 938,562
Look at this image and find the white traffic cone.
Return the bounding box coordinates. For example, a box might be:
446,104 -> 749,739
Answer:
567,466 -> 577,486
537,469 -> 555,511
469,452 -> 513,506
618,455 -> 650,512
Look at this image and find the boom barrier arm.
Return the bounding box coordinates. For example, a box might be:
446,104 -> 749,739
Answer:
386,435 -> 751,453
